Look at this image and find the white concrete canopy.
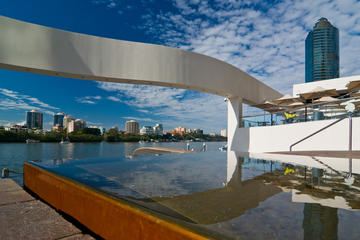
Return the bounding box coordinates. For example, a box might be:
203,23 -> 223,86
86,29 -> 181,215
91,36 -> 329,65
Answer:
293,75 -> 360,97
0,16 -> 282,151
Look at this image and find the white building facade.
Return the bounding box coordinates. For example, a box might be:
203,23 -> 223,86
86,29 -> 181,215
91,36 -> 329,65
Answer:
220,129 -> 227,137
140,126 -> 154,135
153,124 -> 163,135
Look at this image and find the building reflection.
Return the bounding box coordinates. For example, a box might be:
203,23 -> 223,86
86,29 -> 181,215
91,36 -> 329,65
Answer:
303,203 -> 338,240
25,142 -> 44,161
59,142 -> 75,160
124,142 -> 139,158
143,151 -> 360,233
44,148 -> 360,238
150,153 -> 282,224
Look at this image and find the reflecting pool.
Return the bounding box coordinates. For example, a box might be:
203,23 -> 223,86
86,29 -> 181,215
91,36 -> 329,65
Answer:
31,150 -> 360,239
0,141 -> 224,185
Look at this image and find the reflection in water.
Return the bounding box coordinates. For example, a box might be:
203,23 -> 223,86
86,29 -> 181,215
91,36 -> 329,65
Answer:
311,168 -> 324,185
25,143 -> 44,161
303,203 -> 338,240
226,150 -> 239,183
59,142 -> 75,160
152,156 -> 281,224
124,142 -> 137,157
1,142 -> 225,187
30,148 -> 360,239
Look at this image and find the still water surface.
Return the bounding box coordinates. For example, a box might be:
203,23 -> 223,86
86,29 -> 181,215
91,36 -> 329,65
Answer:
2,142 -> 360,239
0,141 -> 223,184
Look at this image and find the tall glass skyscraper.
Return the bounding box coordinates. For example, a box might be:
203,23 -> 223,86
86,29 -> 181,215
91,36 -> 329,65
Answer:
53,112 -> 65,127
305,18 -> 339,83
26,110 -> 43,129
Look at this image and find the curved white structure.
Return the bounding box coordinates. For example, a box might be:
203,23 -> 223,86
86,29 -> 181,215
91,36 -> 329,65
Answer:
0,16 -> 282,151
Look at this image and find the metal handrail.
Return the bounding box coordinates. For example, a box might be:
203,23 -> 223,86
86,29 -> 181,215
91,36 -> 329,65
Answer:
289,115 -> 348,151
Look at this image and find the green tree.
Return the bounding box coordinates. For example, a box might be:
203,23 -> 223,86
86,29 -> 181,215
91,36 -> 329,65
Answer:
77,127 -> 101,136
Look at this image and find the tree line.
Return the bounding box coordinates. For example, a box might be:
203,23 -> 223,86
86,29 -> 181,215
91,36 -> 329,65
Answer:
0,127 -> 226,143
0,127 -> 102,143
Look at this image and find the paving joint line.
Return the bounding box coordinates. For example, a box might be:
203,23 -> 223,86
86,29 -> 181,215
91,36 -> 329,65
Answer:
0,199 -> 36,207
55,232 -> 87,240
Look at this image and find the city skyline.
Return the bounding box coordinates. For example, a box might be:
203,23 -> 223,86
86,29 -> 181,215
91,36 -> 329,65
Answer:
3,108 -> 210,134
0,0 -> 360,132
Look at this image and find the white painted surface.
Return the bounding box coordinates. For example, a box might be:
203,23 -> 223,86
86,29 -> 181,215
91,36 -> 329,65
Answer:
227,97 -> 242,152
293,75 -> 360,96
238,116 -> 360,152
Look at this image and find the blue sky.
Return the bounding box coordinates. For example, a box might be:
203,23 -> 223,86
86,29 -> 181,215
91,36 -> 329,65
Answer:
0,0 -> 360,132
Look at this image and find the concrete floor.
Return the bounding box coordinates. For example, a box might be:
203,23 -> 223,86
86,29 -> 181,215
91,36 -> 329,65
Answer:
0,178 -> 96,240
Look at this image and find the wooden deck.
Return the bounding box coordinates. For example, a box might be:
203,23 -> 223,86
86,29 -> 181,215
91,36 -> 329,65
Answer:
0,178 -> 95,240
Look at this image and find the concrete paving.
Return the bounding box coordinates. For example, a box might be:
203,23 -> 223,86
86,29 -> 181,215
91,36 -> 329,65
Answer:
0,178 -> 95,240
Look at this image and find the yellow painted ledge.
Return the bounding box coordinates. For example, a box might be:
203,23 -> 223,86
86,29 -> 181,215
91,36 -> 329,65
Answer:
23,162 -> 210,240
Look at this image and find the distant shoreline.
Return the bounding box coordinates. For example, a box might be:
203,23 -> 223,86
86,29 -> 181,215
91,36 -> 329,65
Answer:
0,140 -> 227,143
0,130 -> 226,143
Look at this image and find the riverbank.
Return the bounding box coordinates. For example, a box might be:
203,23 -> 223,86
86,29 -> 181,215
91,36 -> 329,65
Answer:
0,130 -> 226,143
0,130 -> 102,143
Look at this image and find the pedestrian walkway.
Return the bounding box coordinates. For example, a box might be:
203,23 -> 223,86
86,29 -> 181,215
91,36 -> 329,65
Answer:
0,178 -> 95,240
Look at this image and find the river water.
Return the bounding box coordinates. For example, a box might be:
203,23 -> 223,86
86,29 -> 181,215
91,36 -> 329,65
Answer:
2,141 -> 360,239
0,141 -> 224,185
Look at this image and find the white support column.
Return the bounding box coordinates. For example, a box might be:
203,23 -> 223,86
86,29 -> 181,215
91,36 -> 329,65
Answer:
227,97 -> 242,183
227,97 -> 242,152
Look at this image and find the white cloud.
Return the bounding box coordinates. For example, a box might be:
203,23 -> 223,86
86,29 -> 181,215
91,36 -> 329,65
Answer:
107,96 -> 122,102
75,95 -> 102,104
107,1 -> 117,8
137,109 -> 149,113
140,0 -> 360,97
92,0 -> 360,130
0,120 -> 11,127
122,116 -> 155,122
99,82 -> 186,108
0,88 -> 60,115
174,0 -> 196,15
78,100 -> 96,104
98,82 -> 226,131
86,121 -> 104,126
17,121 -> 26,126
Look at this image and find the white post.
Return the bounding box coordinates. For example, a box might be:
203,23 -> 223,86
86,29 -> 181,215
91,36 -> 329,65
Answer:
227,97 -> 242,151
226,97 -> 242,183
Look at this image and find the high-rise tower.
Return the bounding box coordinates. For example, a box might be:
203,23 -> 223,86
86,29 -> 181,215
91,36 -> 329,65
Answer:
63,115 -> 75,130
53,112 -> 65,127
305,18 -> 339,83
125,120 -> 139,134
26,110 -> 43,129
